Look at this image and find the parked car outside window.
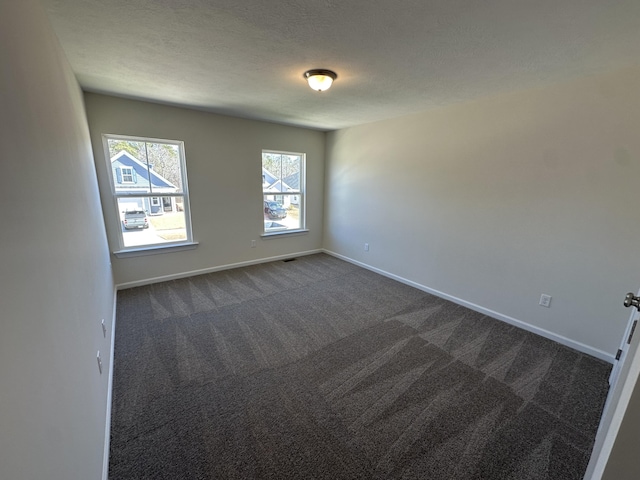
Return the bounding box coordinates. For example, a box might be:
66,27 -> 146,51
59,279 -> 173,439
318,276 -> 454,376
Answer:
123,209 -> 149,229
264,201 -> 287,219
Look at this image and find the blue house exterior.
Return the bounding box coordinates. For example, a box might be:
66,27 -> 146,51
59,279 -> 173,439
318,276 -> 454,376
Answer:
111,150 -> 178,214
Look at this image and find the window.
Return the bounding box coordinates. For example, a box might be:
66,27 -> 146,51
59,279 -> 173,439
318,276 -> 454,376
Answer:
103,135 -> 194,251
262,150 -> 305,234
120,167 -> 134,183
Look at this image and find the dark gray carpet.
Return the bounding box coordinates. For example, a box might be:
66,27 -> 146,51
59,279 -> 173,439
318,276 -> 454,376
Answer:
109,253 -> 611,479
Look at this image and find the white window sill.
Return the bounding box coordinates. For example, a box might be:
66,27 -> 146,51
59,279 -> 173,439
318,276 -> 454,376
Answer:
261,229 -> 309,239
114,241 -> 199,258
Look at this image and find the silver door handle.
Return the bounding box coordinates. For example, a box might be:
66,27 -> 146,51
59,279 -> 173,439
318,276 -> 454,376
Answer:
624,292 -> 640,311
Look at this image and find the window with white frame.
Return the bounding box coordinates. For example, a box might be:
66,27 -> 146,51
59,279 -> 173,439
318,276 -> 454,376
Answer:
103,135 -> 193,250
120,166 -> 135,183
262,150 -> 305,234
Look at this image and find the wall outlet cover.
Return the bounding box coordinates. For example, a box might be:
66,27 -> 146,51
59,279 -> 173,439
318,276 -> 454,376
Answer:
539,294 -> 552,308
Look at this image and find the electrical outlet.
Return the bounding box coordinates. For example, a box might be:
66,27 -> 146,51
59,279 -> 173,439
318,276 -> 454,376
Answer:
251,240 -> 257,248
101,319 -> 107,338
539,294 -> 552,308
97,351 -> 103,374
364,243 -> 369,252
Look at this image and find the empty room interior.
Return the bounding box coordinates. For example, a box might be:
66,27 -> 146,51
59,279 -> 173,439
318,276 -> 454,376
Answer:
3,0 -> 640,479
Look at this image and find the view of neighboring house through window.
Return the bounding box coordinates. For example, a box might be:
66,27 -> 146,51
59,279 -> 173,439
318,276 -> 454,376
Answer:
262,150 -> 305,234
103,135 -> 193,250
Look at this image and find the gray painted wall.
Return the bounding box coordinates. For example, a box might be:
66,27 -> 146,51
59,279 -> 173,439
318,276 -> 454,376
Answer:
0,1 -> 115,479
324,67 -> 640,479
325,66 -> 640,362
84,94 -> 326,286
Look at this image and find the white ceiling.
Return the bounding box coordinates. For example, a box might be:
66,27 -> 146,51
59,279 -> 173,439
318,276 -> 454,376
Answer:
41,0 -> 640,131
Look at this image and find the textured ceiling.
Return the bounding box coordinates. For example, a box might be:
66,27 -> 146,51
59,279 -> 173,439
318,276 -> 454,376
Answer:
41,0 -> 640,131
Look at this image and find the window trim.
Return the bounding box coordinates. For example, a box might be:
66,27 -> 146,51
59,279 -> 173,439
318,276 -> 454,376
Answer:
102,134 -> 195,253
261,149 -> 306,236
260,228 -> 309,239
113,241 -> 199,258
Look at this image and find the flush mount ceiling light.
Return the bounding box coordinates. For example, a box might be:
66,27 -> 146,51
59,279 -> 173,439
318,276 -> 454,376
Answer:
303,69 -> 337,92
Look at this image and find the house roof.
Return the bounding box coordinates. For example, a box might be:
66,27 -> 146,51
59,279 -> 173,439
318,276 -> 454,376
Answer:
111,150 -> 177,191
262,167 -> 299,193
264,179 -> 295,193
282,172 -> 300,191
262,167 -> 278,187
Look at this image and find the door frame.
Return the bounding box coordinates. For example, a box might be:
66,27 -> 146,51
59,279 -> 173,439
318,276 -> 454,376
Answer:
584,289 -> 640,479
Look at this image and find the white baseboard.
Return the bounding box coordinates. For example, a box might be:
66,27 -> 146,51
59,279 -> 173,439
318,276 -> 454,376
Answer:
102,288 -> 118,480
323,249 -> 614,364
115,249 -> 323,290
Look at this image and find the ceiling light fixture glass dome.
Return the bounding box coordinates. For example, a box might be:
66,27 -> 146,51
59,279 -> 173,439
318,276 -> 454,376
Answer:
304,69 -> 337,92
